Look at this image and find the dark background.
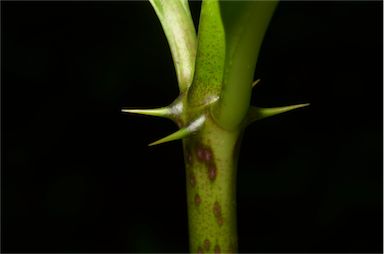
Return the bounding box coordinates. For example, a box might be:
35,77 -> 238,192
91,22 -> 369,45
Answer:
2,1 -> 382,253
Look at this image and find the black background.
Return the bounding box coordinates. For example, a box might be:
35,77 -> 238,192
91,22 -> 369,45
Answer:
2,1 -> 382,253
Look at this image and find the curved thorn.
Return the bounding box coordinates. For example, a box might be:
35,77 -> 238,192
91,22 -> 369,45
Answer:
121,107 -> 171,118
248,103 -> 310,123
148,115 -> 206,146
252,79 -> 261,88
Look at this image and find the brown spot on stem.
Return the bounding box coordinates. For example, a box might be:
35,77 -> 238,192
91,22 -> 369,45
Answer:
204,239 -> 210,251
196,144 -> 213,162
213,201 -> 221,216
204,149 -> 212,161
197,246 -> 203,254
208,164 -> 217,181
194,194 -> 201,206
213,201 -> 224,226
196,147 -> 205,161
214,244 -> 221,254
195,143 -> 218,182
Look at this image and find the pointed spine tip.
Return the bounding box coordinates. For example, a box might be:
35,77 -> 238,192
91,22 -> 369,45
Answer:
148,127 -> 190,146
248,102 -> 310,123
252,79 -> 261,88
278,103 -> 310,112
262,102 -> 310,115
292,102 -> 310,108
148,115 -> 206,146
121,107 -> 171,118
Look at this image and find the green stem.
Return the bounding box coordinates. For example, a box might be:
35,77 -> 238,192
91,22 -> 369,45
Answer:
181,2 -> 278,252
182,111 -> 241,253
212,1 -> 278,130
187,0 -> 224,106
129,1 -> 309,253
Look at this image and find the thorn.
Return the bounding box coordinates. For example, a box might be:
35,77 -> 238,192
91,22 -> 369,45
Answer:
251,79 -> 261,88
148,115 -> 206,146
248,103 -> 310,123
148,127 -> 191,146
121,107 -> 171,118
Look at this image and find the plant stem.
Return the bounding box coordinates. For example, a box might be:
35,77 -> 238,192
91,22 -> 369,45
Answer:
128,1 -> 307,252
212,1 -> 278,130
187,0 -> 224,106
182,111 -> 241,253
181,2 -> 278,252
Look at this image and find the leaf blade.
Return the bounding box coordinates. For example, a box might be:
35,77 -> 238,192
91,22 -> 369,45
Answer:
149,0 -> 197,92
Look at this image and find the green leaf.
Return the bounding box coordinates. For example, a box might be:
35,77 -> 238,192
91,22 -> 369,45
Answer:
149,0 -> 197,92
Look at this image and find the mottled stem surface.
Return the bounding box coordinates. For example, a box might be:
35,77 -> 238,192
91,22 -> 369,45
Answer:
183,111 -> 242,253
134,1 -> 285,252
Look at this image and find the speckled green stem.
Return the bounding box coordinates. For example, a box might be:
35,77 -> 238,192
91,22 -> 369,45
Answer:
182,112 -> 242,253
125,1 -> 308,253
180,1 -> 277,252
